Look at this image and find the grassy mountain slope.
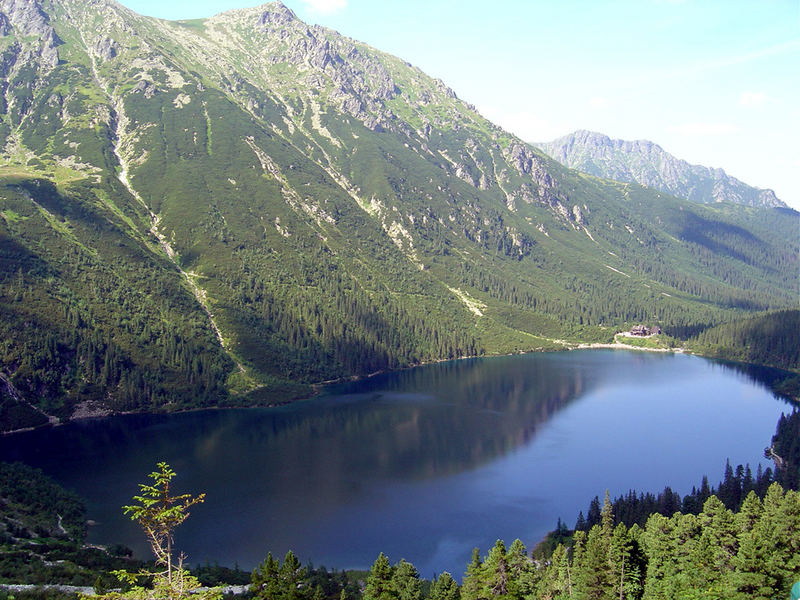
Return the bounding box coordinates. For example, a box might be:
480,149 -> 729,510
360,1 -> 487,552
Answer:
0,0 -> 797,430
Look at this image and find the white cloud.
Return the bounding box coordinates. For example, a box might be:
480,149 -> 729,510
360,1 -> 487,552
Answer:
300,0 -> 347,14
669,122 -> 738,136
589,96 -> 610,109
739,91 -> 769,107
480,106 -> 568,143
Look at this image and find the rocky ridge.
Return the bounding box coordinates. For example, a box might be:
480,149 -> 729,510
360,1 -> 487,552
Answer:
0,0 -> 796,427
537,130 -> 786,208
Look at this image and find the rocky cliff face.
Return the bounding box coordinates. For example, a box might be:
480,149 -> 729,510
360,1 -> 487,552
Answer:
537,130 -> 786,208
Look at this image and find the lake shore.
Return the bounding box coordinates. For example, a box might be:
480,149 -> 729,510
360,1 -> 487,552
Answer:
7,336 -> 795,437
574,333 -> 686,354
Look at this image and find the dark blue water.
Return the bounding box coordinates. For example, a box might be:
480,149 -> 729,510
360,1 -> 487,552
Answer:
0,350 -> 790,578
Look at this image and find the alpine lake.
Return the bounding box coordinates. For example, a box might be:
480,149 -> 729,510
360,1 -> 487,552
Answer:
0,349 -> 792,579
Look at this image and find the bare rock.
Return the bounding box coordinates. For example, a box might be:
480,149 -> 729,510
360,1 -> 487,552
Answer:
509,143 -> 533,175
363,115 -> 384,132
537,129 -> 788,208
0,0 -> 61,69
256,1 -> 296,29
0,12 -> 11,35
0,0 -> 50,37
132,79 -> 157,98
93,36 -> 119,61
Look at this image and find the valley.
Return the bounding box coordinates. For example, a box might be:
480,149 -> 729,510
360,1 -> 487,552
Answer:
0,2 -> 798,597
0,0 -> 796,433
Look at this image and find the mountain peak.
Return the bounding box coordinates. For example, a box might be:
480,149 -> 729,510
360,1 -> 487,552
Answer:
537,130 -> 785,208
0,0 -> 795,427
209,0 -> 296,23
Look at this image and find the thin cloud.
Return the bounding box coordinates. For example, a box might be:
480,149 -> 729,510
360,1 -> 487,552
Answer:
739,91 -> 769,107
300,0 -> 347,15
480,105 -> 567,143
589,96 -> 610,109
615,39 -> 800,91
670,39 -> 800,80
669,122 -> 738,136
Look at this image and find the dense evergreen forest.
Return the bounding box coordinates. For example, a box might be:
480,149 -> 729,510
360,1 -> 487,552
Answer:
565,408 -> 800,536
2,0 -> 799,432
454,483 -> 799,600
771,409 -> 800,490
571,460 -> 776,535
688,309 -> 800,371
686,309 -> 800,398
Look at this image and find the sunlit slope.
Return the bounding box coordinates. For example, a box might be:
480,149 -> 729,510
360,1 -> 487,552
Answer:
0,0 -> 796,428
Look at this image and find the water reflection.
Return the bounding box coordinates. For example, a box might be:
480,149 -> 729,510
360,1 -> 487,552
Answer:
0,350 -> 789,577
704,358 -> 797,403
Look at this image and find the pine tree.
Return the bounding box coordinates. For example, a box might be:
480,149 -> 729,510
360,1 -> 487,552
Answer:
754,484 -> 800,597
279,551 -> 307,600
535,543 -> 571,600
430,572 -> 460,600
608,523 -> 644,600
482,540 -> 509,598
391,559 -> 421,600
573,525 -> 611,599
587,497 -> 602,530
505,539 -> 533,600
694,496 -> 738,588
572,492 -> 616,599
252,553 -> 282,599
364,553 -> 395,600
461,548 -> 485,600
83,462 -> 220,600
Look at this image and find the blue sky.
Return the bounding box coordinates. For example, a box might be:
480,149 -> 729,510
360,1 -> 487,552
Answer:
121,0 -> 800,209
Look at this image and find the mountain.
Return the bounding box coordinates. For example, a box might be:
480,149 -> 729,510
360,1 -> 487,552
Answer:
536,130 -> 787,208
0,0 -> 797,431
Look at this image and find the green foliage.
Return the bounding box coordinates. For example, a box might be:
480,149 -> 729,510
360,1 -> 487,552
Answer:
1,0 -> 797,428
122,463 -> 206,574
429,572 -> 459,600
527,484 -> 800,600
0,176 -> 235,428
364,553 -> 394,600
771,410 -> 800,490
252,555 -> 359,600
86,462 -> 219,600
460,549 -> 483,600
0,462 -> 141,586
0,462 -> 85,542
391,560 -> 421,600
576,460 -> 775,532
251,553 -> 282,600
192,563 -> 250,587
688,309 -> 800,373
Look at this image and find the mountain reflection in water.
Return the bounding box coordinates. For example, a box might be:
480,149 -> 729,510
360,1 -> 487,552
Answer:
0,350 -> 789,579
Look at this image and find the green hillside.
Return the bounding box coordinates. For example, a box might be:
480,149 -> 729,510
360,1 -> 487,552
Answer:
0,0 -> 797,430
